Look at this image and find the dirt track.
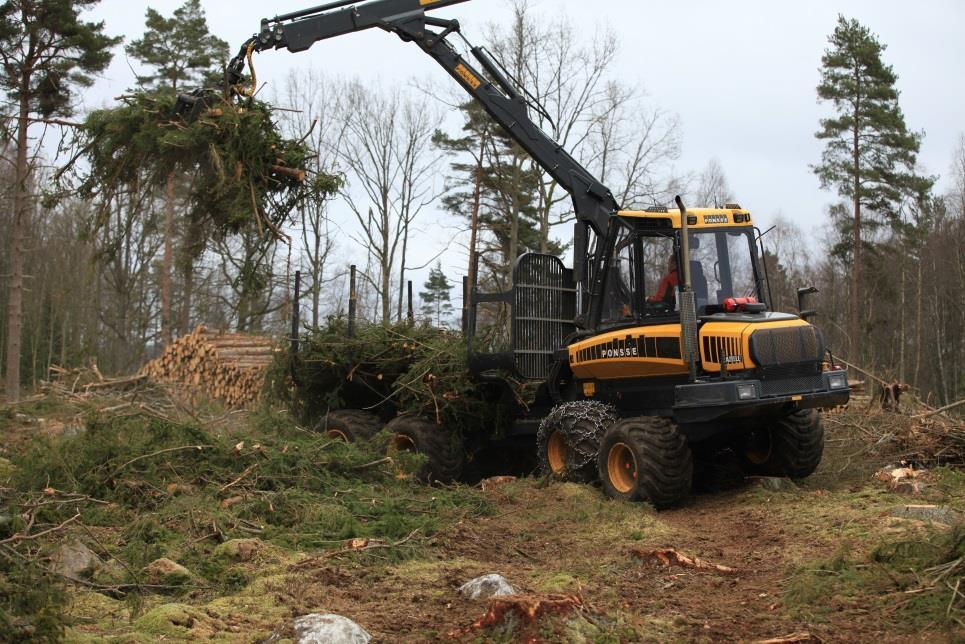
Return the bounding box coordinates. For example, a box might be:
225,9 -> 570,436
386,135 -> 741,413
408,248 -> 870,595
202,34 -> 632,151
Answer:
249,471 -> 959,642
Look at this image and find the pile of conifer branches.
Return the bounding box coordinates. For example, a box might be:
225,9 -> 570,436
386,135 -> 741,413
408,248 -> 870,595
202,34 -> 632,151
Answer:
272,319 -> 534,436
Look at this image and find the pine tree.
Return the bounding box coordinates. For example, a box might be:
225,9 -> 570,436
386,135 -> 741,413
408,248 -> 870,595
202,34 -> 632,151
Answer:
435,101 -> 563,290
126,0 -> 229,341
419,263 -> 454,327
0,0 -> 120,402
125,0 -> 228,93
812,15 -> 932,361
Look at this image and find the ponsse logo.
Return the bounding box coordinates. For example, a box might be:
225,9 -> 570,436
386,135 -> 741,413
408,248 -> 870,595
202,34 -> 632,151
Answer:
598,345 -> 639,359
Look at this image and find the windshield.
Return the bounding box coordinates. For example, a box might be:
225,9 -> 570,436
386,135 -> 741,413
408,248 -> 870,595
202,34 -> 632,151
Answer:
688,229 -> 762,313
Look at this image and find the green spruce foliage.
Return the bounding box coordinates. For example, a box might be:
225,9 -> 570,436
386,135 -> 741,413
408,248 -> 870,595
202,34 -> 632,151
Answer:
419,262 -> 454,327
273,319 -> 528,436
68,93 -> 341,240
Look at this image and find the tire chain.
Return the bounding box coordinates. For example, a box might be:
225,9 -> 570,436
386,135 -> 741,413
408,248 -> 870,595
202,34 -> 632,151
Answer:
538,400 -> 618,472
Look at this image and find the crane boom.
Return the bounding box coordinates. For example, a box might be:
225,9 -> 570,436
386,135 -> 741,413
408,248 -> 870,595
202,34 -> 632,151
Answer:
229,0 -> 619,291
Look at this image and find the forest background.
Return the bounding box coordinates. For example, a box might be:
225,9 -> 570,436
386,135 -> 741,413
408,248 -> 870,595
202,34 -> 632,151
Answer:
0,0 -> 962,409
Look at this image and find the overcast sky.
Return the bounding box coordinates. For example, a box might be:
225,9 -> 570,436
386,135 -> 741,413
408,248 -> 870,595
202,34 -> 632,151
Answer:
79,0 -> 965,295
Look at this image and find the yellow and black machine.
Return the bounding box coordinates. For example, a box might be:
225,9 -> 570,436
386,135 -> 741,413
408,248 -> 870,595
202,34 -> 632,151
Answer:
200,0 -> 849,507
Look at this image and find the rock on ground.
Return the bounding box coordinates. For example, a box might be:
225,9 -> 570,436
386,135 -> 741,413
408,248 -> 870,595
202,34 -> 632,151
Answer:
292,614 -> 371,644
459,573 -> 517,600
891,504 -> 963,525
753,477 -> 798,492
143,558 -> 195,586
213,537 -> 264,562
51,540 -> 101,579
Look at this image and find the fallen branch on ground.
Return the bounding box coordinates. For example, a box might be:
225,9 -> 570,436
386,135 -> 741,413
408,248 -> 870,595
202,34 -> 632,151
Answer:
631,547 -> 737,574
0,512 -> 81,546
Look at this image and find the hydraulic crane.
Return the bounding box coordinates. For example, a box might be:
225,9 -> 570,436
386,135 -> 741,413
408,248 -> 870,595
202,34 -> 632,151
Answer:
215,0 -> 619,320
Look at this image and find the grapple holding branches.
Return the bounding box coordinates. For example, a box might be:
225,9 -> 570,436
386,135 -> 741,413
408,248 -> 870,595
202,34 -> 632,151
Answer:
66,90 -> 340,240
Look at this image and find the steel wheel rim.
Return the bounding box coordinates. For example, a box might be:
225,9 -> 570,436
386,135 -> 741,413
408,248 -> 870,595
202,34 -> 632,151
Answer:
547,431 -> 568,474
608,442 -> 637,494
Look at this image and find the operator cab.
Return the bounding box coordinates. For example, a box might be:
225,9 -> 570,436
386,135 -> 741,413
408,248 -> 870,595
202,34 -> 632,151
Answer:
596,206 -> 765,330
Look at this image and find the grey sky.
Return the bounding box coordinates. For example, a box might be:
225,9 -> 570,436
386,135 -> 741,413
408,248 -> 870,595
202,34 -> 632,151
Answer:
80,0 -> 965,295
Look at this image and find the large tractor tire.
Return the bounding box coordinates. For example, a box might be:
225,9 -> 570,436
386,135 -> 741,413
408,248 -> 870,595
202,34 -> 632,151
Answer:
741,409 -> 824,479
537,401 -> 617,482
597,417 -> 693,509
315,409 -> 382,443
385,416 -> 464,483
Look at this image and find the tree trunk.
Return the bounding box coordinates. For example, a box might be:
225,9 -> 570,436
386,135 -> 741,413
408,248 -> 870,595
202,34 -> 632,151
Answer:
850,120 -> 862,363
467,134 -> 486,305
161,171 -> 175,345
4,94 -> 31,402
396,215 -> 409,323
914,256 -> 923,388
898,246 -> 906,382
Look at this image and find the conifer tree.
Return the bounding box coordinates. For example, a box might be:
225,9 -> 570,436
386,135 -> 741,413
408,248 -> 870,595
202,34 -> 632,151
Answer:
435,101 -> 563,289
0,0 -> 120,402
813,15 -> 931,361
126,0 -> 229,341
419,263 -> 454,327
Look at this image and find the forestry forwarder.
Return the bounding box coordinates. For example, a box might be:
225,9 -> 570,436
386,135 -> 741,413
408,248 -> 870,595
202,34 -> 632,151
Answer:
188,0 -> 850,507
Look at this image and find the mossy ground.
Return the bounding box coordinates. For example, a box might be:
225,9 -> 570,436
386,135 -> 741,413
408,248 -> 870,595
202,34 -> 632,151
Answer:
1,402 -> 963,642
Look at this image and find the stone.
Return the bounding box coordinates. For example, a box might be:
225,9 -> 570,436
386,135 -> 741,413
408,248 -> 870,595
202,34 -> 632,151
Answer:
213,538 -> 264,562
144,558 -> 195,586
50,540 -> 101,579
890,505 -> 963,526
754,477 -> 797,492
459,573 -> 517,600
292,614 -> 371,644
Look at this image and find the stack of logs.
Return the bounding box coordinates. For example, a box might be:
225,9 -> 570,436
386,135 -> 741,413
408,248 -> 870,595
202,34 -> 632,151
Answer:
141,326 -> 278,407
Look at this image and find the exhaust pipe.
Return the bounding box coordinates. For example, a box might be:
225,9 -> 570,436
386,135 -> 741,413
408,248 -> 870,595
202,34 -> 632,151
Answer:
675,196 -> 699,383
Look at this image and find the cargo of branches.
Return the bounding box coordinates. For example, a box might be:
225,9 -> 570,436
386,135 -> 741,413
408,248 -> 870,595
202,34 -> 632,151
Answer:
203,0 -> 850,507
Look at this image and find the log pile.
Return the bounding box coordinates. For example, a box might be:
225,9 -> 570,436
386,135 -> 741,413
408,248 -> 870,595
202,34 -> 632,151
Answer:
141,326 -> 277,407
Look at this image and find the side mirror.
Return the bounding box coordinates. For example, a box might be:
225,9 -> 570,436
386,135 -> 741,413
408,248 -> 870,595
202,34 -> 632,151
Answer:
797,286 -> 819,321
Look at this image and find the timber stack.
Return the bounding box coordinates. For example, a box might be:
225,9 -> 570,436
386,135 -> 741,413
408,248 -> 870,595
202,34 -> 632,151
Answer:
141,326 -> 277,407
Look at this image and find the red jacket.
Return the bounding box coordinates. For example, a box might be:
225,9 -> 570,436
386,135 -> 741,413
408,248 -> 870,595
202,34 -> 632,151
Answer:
647,269 -> 679,304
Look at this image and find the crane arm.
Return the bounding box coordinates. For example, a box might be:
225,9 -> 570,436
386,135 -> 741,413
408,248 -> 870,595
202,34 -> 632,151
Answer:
226,0 -> 619,287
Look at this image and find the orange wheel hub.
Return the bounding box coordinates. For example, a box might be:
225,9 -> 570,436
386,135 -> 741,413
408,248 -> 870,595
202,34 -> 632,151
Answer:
546,431 -> 568,474
608,442 -> 637,494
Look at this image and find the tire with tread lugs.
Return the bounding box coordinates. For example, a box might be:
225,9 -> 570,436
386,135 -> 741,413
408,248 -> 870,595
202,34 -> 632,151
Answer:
743,409 -> 824,479
537,401 -> 617,482
597,417 -> 693,509
315,409 -> 382,443
385,415 -> 464,483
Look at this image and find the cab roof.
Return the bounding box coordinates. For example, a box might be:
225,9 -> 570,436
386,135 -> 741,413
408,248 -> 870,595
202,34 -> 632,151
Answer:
618,206 -> 753,230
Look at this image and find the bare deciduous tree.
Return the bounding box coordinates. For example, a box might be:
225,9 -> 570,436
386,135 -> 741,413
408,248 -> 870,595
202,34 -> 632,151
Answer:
338,81 -> 440,324
277,68 -> 349,327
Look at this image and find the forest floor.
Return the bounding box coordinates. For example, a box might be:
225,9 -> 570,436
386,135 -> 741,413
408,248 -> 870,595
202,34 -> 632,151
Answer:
1,390 -> 964,643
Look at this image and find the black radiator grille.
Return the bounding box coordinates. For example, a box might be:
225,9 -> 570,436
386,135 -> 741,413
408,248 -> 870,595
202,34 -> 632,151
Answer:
749,326 -> 825,367
760,374 -> 825,397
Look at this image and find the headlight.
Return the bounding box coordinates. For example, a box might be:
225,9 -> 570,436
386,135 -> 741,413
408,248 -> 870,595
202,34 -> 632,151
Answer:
736,383 -> 757,400
827,373 -> 848,390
